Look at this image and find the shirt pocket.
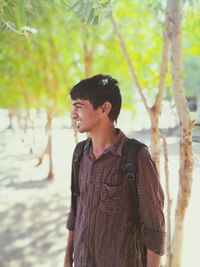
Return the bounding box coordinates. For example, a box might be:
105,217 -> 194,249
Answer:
100,181 -> 126,214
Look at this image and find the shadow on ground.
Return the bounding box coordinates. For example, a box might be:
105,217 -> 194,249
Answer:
0,130 -> 70,267
0,193 -> 69,267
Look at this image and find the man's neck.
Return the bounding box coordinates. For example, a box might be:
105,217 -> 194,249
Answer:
89,126 -> 118,158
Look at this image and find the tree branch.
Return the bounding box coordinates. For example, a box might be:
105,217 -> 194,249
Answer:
110,14 -> 150,114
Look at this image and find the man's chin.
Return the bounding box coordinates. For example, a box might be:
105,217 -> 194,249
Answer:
77,126 -> 86,133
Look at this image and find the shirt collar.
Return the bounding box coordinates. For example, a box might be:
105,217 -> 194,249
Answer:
84,128 -> 128,158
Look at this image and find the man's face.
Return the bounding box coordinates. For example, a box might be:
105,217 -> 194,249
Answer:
71,99 -> 103,133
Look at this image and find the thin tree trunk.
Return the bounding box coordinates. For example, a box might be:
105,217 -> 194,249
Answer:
82,27 -> 94,79
8,109 -> 14,130
161,135 -> 172,267
46,112 -> 53,179
71,117 -> 78,145
150,111 -> 161,169
20,111 -> 28,144
84,42 -> 93,78
168,1 -> 194,266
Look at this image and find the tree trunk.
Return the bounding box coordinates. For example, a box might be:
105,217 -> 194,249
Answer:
161,136 -> 172,267
168,1 -> 194,266
150,109 -> 161,171
83,33 -> 93,78
8,109 -> 14,130
46,112 -> 53,180
84,48 -> 93,78
71,117 -> 78,145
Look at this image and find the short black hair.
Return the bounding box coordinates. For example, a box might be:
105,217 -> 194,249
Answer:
70,74 -> 122,122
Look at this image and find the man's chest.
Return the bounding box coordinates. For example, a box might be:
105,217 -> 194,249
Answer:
79,153 -> 123,186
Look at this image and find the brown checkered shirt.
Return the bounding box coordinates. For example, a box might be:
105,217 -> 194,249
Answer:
67,130 -> 165,267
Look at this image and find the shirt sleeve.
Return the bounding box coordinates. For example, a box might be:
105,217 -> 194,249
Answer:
137,146 -> 165,255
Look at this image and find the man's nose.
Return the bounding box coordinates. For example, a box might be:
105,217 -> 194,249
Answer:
71,110 -> 78,119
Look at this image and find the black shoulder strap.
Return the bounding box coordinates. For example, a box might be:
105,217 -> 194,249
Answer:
121,138 -> 146,227
71,139 -> 88,217
122,138 -> 148,265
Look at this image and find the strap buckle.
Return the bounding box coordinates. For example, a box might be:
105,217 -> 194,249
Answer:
125,163 -> 136,181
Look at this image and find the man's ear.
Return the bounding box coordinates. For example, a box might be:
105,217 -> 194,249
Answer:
102,102 -> 112,115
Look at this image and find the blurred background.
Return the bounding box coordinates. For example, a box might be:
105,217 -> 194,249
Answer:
0,0 -> 200,267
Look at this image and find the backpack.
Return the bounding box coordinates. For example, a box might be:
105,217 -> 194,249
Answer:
70,137 -> 147,265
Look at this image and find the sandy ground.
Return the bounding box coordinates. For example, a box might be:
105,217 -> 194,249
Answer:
0,129 -> 199,267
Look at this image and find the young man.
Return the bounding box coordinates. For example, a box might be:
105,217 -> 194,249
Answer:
64,74 -> 165,267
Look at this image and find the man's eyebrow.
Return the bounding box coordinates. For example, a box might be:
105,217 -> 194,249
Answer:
72,102 -> 84,106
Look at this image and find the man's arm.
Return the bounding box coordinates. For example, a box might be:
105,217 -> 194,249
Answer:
147,249 -> 161,267
64,231 -> 74,267
137,147 -> 165,263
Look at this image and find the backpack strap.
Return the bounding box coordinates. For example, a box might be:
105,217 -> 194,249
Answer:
121,138 -> 147,266
71,139 -> 88,217
121,138 -> 147,227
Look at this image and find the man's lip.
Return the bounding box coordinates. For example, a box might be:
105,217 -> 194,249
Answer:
75,120 -> 81,126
